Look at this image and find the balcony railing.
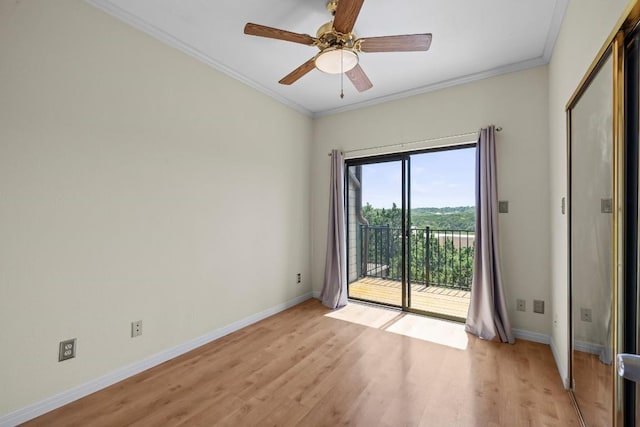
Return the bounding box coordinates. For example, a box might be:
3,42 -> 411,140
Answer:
359,225 -> 474,291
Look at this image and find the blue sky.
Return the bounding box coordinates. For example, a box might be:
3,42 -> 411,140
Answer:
360,147 -> 476,208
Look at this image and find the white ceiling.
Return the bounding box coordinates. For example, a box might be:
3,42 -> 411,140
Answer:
86,0 -> 568,116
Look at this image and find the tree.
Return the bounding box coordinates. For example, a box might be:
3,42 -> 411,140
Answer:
359,205 -> 475,289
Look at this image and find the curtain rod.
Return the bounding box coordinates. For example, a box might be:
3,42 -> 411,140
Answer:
328,126 -> 502,156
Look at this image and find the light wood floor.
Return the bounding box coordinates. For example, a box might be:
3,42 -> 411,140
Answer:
349,277 -> 471,319
573,350 -> 613,426
23,299 -> 579,426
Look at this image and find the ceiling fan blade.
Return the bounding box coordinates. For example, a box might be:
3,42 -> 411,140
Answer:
279,58 -> 317,85
358,34 -> 432,52
333,0 -> 364,34
346,64 -> 372,92
244,23 -> 317,46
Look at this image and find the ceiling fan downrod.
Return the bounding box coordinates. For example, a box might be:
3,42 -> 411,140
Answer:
340,49 -> 345,99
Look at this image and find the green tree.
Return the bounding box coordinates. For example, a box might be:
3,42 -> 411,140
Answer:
358,205 -> 475,289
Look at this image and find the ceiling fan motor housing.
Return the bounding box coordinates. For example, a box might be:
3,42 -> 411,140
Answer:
316,21 -> 356,51
314,19 -> 359,75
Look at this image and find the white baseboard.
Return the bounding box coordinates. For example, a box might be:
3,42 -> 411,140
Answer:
550,337 -> 570,389
512,328 -> 550,345
574,340 -> 604,356
312,289 -> 321,299
0,292 -> 313,427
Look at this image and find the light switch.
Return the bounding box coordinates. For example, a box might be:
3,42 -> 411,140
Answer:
498,200 -> 509,214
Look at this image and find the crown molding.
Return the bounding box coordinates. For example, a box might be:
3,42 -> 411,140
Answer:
313,56 -> 548,118
543,0 -> 569,62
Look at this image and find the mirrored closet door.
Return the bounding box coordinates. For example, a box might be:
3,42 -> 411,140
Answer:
568,49 -> 615,427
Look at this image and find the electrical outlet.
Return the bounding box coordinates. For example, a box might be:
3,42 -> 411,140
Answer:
580,308 -> 592,322
533,300 -> 545,314
59,338 -> 76,362
131,320 -> 143,338
516,299 -> 526,312
499,201 -> 509,214
297,273 -> 301,284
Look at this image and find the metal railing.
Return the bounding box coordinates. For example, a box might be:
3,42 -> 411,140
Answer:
359,225 -> 474,291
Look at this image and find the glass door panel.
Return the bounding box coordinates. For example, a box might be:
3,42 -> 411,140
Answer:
346,159 -> 404,308
406,148 -> 476,320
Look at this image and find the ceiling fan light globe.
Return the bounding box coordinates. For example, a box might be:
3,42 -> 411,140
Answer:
315,48 -> 358,74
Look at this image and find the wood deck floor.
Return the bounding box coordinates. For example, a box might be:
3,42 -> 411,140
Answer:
348,277 -> 470,320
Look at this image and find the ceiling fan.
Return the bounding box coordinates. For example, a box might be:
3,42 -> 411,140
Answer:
243,0 -> 432,95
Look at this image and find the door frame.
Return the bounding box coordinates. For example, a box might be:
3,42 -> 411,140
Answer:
344,143 -> 476,321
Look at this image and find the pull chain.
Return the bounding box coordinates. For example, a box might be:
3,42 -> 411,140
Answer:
340,48 -> 344,99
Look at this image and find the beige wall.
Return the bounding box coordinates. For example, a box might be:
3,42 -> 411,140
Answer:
547,0 -> 629,385
0,0 -> 312,416
311,66 -> 551,336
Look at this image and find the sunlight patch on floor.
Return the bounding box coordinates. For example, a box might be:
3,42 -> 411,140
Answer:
325,302 -> 469,350
386,313 -> 468,350
324,303 -> 401,329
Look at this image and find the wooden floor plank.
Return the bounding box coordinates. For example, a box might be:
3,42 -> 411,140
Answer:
572,350 -> 612,426
22,299 -> 579,427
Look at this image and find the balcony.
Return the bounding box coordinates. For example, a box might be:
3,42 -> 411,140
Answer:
348,225 -> 474,319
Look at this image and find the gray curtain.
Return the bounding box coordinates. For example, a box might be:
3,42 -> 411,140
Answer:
465,126 -> 515,343
320,150 -> 348,309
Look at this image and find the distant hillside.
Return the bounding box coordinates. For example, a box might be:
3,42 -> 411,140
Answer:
411,206 -> 475,231
362,204 -> 475,231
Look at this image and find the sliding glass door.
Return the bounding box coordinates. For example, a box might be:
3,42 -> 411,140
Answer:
346,146 -> 475,321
